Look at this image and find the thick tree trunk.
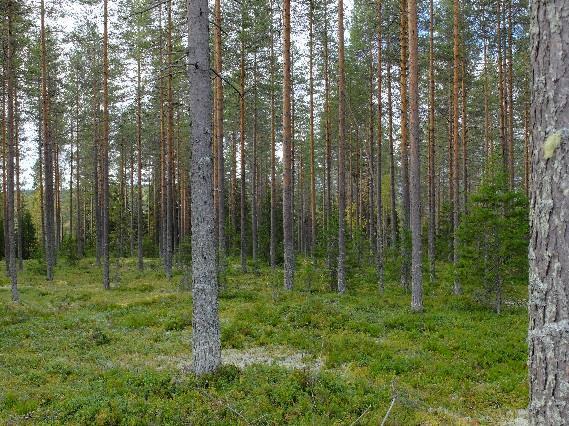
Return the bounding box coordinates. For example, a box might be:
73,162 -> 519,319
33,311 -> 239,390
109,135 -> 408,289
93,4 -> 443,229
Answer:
528,0 -> 569,422
188,0 -> 221,375
337,0 -> 347,294
283,0 -> 294,290
408,0 -> 422,312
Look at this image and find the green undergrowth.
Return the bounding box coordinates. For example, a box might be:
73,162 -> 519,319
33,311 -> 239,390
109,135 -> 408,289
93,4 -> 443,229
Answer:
0,256 -> 527,424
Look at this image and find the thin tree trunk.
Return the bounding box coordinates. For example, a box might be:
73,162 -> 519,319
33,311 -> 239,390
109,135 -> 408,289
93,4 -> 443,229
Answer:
400,0 -> 410,290
40,0 -> 55,281
336,0 -> 347,293
164,0 -> 174,278
14,79 -> 23,271
102,0 -> 110,289
309,0 -> 316,259
239,28 -> 247,273
528,0 -> 569,421
6,0 -> 18,300
252,53 -> 258,272
188,0 -> 221,375
506,0 -> 514,189
408,0 -> 422,312
376,0 -> 384,291
76,69 -> 84,258
269,0 -> 277,269
452,0 -> 461,295
388,53 -> 397,248
136,54 -> 144,271
214,0 -> 226,273
461,60 -> 468,213
283,0 -> 294,290
428,0 -> 436,282
324,0 -> 334,285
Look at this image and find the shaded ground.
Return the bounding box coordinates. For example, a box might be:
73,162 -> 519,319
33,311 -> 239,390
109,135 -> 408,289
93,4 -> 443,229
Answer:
0,256 -> 528,424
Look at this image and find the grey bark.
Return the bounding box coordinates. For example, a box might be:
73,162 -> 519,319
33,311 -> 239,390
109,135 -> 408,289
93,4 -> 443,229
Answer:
187,0 -> 221,375
283,0 -> 294,290
408,0 -> 422,312
528,0 -> 569,422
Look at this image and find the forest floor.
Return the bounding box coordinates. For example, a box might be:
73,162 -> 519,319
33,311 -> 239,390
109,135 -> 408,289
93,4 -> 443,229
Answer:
0,255 -> 528,425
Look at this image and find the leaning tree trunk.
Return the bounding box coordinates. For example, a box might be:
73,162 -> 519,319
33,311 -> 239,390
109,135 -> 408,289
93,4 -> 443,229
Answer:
528,0 -> 569,422
188,0 -> 221,376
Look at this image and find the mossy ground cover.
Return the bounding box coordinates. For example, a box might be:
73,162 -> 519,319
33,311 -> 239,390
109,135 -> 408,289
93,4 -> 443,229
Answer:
0,256 -> 527,425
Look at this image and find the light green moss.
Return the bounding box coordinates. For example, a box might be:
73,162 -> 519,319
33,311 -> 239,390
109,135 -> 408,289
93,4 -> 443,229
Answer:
544,131 -> 562,159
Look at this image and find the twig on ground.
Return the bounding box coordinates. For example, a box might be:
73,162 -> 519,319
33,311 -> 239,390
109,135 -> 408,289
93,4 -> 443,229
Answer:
349,405 -> 371,426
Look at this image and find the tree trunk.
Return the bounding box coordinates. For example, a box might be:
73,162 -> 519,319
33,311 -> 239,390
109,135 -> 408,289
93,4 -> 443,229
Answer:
309,0 -> 316,259
461,60 -> 468,213
452,0 -> 461,295
252,53 -> 258,272
239,29 -> 247,273
137,54 -> 144,271
76,69 -> 84,258
14,79 -> 23,271
387,52 -> 397,248
270,0 -> 277,269
408,0 -> 422,312
399,0 -> 410,290
428,0 -> 436,283
188,0 -> 221,375
102,0 -> 110,289
506,0 -> 514,189
528,0 -> 569,422
283,0 -> 294,290
6,0 -> 18,301
214,0 -> 226,272
375,0 -> 384,291
337,0 -> 347,294
40,0 -> 55,281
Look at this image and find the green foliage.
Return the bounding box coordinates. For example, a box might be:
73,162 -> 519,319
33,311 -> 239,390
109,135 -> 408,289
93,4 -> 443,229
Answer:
458,165 -> 529,313
0,256 -> 527,424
